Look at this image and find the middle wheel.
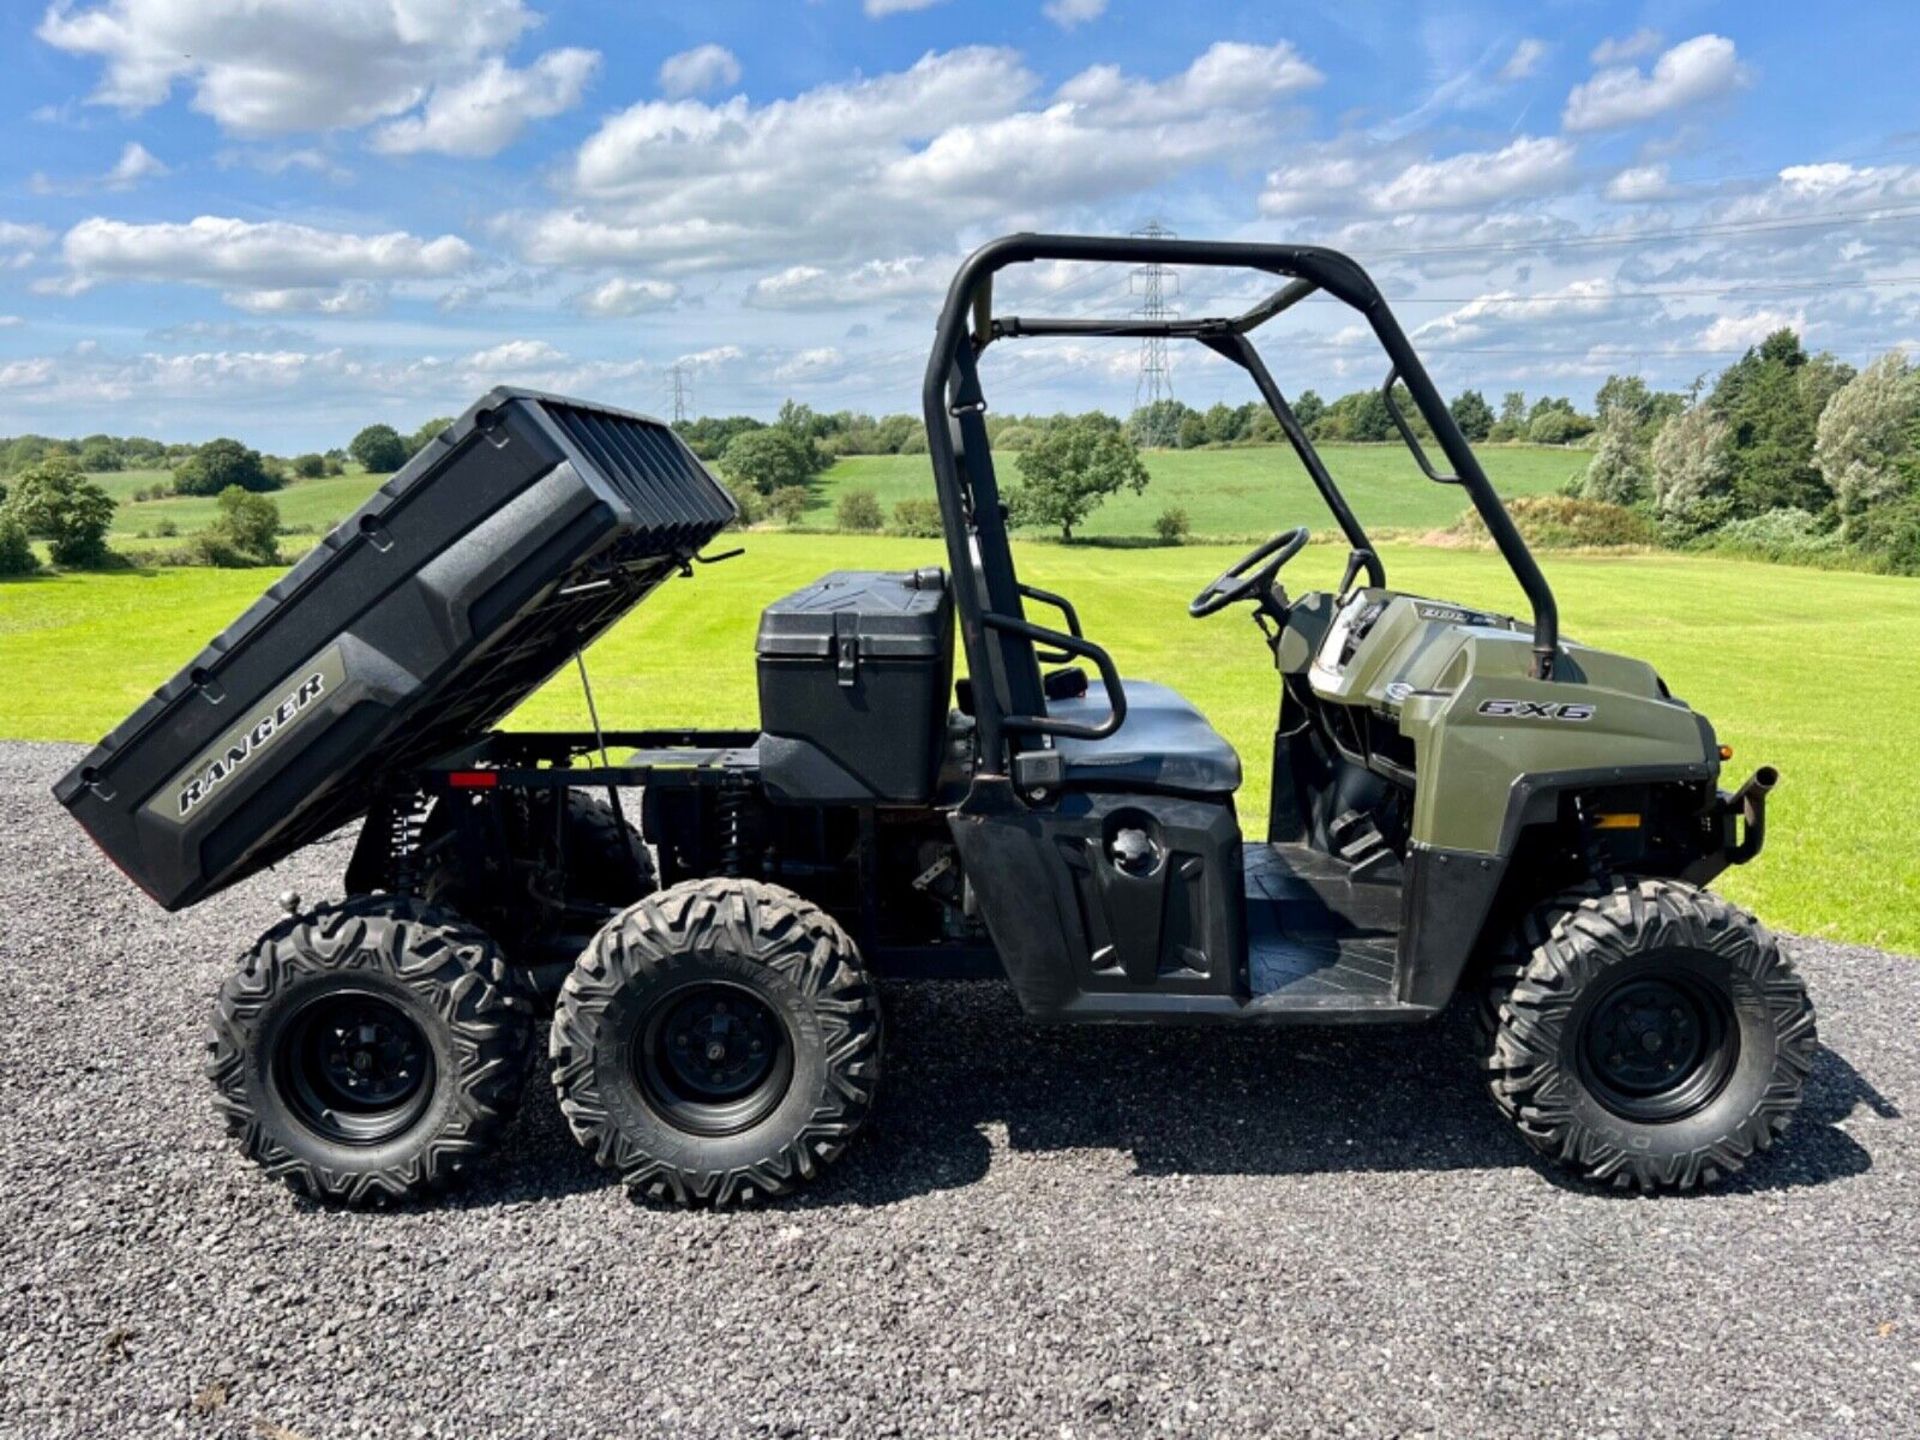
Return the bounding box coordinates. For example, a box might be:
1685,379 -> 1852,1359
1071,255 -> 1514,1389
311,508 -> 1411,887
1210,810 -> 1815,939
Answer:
550,878 -> 882,1205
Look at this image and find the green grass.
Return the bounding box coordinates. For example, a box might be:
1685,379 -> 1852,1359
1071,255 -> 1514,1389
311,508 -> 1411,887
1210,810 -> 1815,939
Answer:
814,443 -> 1587,538
87,444 -> 1583,552
101,468 -> 378,549
3,535 -> 1915,953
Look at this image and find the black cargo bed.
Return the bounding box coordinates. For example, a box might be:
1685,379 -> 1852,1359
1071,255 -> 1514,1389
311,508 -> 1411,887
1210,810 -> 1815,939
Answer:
54,387 -> 736,910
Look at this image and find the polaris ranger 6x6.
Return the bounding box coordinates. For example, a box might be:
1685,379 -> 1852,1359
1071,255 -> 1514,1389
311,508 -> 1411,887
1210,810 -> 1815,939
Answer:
57,234 -> 1811,1206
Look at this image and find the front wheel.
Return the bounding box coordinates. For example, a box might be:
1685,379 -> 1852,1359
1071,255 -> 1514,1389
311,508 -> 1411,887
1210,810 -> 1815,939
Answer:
1487,879 -> 1817,1193
550,879 -> 882,1205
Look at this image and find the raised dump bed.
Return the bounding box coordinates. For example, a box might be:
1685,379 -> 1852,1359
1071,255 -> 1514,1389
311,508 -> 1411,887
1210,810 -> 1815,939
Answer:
53,387 -> 736,910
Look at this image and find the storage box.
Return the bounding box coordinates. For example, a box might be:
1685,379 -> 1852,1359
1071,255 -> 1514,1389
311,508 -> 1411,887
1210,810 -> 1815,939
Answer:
55,387 -> 736,910
755,569 -> 954,804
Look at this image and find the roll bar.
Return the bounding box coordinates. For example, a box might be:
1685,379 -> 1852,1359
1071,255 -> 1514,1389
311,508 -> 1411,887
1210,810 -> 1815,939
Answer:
921,233 -> 1562,776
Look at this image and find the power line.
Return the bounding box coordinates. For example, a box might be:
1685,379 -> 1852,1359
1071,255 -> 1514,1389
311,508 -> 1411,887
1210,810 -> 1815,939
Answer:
1129,219 -> 1179,444
1390,272 -> 1920,305
1364,201 -> 1920,260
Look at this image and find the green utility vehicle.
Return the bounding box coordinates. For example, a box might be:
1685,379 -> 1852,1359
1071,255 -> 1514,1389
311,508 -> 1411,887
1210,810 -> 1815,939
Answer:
58,235 -> 1812,1206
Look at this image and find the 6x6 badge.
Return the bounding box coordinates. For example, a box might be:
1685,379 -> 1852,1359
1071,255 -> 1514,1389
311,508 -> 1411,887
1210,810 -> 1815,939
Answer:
1477,698 -> 1595,722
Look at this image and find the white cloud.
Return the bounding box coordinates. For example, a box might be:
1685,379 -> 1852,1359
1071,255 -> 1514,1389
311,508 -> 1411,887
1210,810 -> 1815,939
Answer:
372,48 -> 599,156
532,42 -> 1318,273
676,344 -> 743,370
573,276 -> 681,315
1498,38 -> 1548,82
1698,309 -> 1805,351
1258,155 -> 1363,215
464,338 -> 565,371
105,140 -> 169,187
224,282 -> 381,314
883,42 -> 1321,204
1605,163 -> 1674,202
1368,136 -> 1575,211
0,315 -> 24,328
217,146 -> 354,183
0,221 -> 55,269
28,139 -> 171,196
1043,0 -> 1107,30
865,0 -> 946,14
1563,34 -> 1747,132
0,358 -> 57,388
1591,29 -> 1663,66
773,346 -> 843,381
58,215 -> 473,295
745,256 -> 945,309
658,44 -> 740,98
38,0 -> 539,136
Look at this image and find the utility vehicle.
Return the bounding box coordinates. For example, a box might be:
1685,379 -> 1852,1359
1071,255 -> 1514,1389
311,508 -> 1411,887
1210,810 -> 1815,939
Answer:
57,234 -> 1814,1206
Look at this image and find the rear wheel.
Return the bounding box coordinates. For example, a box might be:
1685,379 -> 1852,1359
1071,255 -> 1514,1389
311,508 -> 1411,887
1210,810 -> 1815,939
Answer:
1487,879 -> 1817,1192
550,878 -> 882,1205
206,896 -> 534,1204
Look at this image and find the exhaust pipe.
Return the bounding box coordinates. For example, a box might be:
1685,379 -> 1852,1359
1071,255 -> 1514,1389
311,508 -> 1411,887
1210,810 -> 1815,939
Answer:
1725,765 -> 1779,865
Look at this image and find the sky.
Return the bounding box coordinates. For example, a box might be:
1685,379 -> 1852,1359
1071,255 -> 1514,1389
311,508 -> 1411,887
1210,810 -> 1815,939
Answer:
3,0 -> 1919,452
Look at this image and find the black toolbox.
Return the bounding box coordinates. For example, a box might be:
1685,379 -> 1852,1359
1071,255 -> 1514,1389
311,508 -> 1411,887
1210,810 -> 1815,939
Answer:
755,569 -> 955,804
54,387 -> 736,910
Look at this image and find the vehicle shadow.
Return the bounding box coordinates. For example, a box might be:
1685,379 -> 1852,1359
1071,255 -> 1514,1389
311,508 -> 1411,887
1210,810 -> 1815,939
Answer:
801,981 -> 1892,1208
457,979 -> 1893,1211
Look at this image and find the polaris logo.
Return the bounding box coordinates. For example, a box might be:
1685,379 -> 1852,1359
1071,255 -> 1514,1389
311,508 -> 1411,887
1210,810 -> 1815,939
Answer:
1478,698 -> 1595,722
175,671 -> 326,817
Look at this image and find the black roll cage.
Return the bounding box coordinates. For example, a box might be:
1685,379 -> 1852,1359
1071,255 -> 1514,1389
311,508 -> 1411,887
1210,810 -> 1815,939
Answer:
921,233 -> 1562,776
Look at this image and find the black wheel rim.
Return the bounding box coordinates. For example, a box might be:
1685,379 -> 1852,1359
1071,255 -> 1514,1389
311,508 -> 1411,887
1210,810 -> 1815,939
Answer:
635,982 -> 793,1137
277,989 -> 436,1145
1577,968 -> 1738,1123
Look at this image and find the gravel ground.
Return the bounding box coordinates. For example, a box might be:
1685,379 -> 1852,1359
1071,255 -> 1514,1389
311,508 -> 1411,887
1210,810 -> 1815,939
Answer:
1,739 -> 1914,1440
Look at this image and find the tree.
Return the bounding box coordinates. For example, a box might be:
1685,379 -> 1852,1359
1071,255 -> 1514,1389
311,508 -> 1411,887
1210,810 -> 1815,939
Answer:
78,436 -> 123,472
188,486 -> 282,566
1649,404 -> 1733,536
350,424 -> 409,473
721,426 -> 817,495
174,437 -> 277,496
1154,506 -> 1191,544
1202,401 -> 1243,445
835,489 -> 883,531
4,456 -> 116,566
1528,407 -> 1592,445
292,453 -> 327,479
0,513 -> 36,576
1322,388 -> 1393,442
1450,389 -> 1494,441
1292,389 -> 1325,437
890,497 -> 944,537
1176,410 -> 1209,449
1007,422 -> 1150,540
409,417 -> 454,457
1499,391 -> 1527,426
1708,328 -> 1853,515
1581,415 -> 1648,507
1813,350 -> 1920,541
768,485 -> 812,525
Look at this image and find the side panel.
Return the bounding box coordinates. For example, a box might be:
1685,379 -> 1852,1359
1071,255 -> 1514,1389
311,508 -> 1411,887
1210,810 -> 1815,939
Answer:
949,789 -> 1245,1020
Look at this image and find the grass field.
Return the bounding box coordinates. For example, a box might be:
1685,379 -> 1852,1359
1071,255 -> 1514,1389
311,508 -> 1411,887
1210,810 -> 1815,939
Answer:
105,469 -> 378,550
87,442 -> 1583,554
815,443 -> 1587,538
3,534 -> 1915,953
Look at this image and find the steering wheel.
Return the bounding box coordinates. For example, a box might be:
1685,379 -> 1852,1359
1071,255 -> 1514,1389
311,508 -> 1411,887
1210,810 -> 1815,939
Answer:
1188,527 -> 1311,618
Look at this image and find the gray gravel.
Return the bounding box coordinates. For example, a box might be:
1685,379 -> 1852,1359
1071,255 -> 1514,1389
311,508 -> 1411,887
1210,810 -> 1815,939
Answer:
1,739 -> 1914,1440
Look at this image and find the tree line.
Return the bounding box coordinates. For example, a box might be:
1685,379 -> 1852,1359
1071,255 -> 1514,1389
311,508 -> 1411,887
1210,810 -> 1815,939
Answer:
6,337 -> 1919,576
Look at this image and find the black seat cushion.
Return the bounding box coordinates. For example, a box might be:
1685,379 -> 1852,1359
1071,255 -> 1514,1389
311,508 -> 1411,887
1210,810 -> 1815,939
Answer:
1047,680 -> 1242,795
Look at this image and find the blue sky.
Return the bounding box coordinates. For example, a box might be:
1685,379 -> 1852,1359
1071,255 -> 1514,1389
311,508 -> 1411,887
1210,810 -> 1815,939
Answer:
4,0 -> 1919,451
